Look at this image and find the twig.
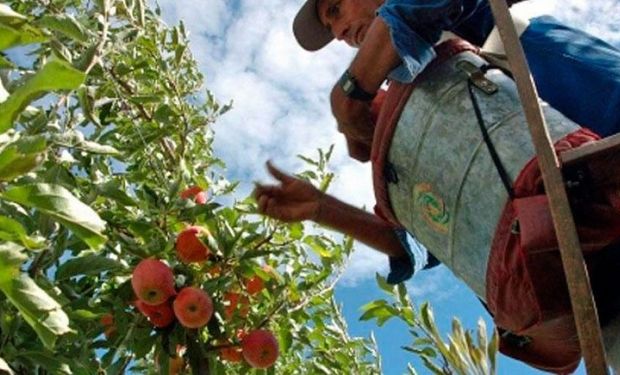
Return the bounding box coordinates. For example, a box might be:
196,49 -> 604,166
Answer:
84,0 -> 110,75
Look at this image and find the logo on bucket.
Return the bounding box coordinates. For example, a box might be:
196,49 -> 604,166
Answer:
413,183 -> 450,234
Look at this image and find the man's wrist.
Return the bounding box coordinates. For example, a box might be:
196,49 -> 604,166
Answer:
338,70 -> 376,101
312,191 -> 326,222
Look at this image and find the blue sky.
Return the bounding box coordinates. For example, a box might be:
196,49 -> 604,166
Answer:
152,0 -> 620,373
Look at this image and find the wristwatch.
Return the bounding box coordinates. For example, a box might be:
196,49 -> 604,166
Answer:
338,70 -> 376,101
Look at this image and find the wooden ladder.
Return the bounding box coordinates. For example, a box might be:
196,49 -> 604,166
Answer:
488,1 -> 618,373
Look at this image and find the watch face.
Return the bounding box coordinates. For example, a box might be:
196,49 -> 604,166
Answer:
338,70 -> 375,101
341,77 -> 354,94
339,72 -> 355,95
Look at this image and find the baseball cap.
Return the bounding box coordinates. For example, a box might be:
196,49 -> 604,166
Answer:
292,0 -> 335,51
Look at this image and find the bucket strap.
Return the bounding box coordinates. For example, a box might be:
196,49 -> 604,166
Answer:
466,67 -> 516,199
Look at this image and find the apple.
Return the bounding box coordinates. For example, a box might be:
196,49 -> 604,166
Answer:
100,313 -> 116,339
131,258 -> 176,305
242,329 -> 279,369
173,287 -> 213,328
194,191 -> 208,204
244,276 -> 264,296
223,292 -> 249,320
245,265 -> 274,296
175,226 -> 210,264
180,186 -> 207,205
219,330 -> 247,363
220,345 -> 243,363
135,300 -> 175,328
155,346 -> 186,375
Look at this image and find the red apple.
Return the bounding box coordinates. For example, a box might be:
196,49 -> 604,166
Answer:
242,329 -> 279,369
223,292 -> 249,320
220,345 -> 243,363
175,226 -> 210,264
155,346 -> 186,375
180,186 -> 208,205
245,275 -> 264,296
131,258 -> 176,305
245,265 -> 273,296
194,191 -> 208,204
135,300 -> 175,328
100,313 -> 116,339
173,287 -> 213,328
220,330 -> 247,362
180,186 -> 201,200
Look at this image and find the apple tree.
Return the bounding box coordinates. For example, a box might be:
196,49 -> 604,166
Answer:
0,0 -> 497,374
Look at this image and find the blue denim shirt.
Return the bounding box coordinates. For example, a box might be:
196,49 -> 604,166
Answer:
377,0 -> 495,82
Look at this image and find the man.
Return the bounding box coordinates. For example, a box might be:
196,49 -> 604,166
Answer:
258,1 -> 620,371
291,0 -> 620,161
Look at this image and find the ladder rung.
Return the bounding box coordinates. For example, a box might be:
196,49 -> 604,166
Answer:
561,133 -> 620,167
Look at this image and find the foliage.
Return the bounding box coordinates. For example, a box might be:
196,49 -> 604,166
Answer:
360,274 -> 499,375
0,1 -> 380,373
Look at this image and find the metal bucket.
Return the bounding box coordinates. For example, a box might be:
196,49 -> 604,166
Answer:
386,50 -> 579,298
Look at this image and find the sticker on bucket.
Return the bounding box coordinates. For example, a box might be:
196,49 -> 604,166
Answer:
413,183 -> 450,234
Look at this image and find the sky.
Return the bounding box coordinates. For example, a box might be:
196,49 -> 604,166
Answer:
152,1 -> 620,374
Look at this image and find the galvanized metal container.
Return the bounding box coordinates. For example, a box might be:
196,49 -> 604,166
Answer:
386,50 -> 579,298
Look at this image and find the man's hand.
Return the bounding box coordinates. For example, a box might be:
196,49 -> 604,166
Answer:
254,161 -> 322,222
255,162 -> 406,258
330,87 -> 374,161
329,16 -> 400,162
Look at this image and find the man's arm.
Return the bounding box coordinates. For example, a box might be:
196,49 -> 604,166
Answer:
330,16 -> 401,162
254,162 -> 406,258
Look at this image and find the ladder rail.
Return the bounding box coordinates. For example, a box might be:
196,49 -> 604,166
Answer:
486,1 -> 609,373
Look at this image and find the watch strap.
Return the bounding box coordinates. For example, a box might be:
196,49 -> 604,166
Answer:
338,70 -> 376,101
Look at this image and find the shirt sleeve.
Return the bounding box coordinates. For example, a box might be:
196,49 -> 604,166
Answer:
386,228 -> 439,284
377,0 -> 468,83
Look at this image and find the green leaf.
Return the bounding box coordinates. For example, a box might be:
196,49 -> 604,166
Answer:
407,363 -> 419,375
0,23 -> 19,51
0,5 -> 46,49
375,273 -> 395,295
0,22 -> 46,51
420,355 -> 444,375
0,59 -> 85,133
55,255 -> 125,280
360,299 -> 389,314
0,135 -> 46,181
96,181 -> 136,207
0,183 -> 107,250
304,237 -> 333,259
77,140 -> 120,155
0,53 -> 15,69
289,222 -> 303,240
17,351 -> 71,375
0,274 -> 72,349
37,14 -> 89,43
129,95 -> 161,104
359,302 -> 397,327
488,328 -> 499,374
0,216 -> 46,250
70,309 -> 100,321
0,242 -> 26,285
50,130 -> 120,155
0,4 -> 27,26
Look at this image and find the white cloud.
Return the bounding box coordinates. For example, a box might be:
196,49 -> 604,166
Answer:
407,266 -> 463,303
339,246 -> 389,287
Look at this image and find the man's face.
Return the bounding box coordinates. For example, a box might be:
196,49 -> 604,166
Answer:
317,0 -> 379,48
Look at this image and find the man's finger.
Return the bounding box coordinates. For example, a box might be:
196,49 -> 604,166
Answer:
257,194 -> 268,214
254,182 -> 285,199
266,160 -> 293,183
